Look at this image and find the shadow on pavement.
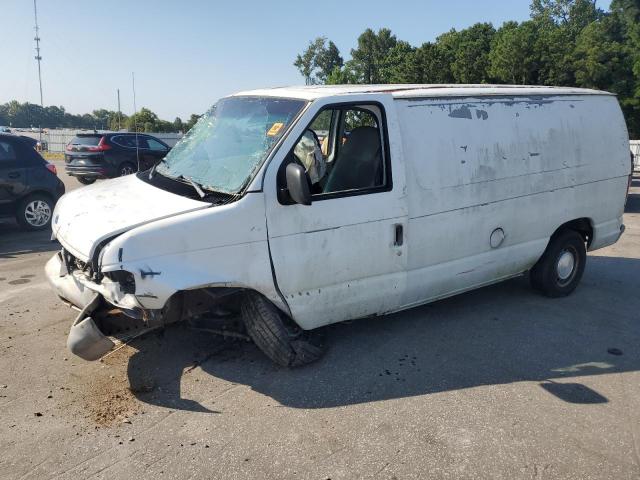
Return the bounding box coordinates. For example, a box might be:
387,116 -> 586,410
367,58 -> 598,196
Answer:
539,381 -> 608,404
0,222 -> 59,259
125,255 -> 640,412
626,192 -> 640,214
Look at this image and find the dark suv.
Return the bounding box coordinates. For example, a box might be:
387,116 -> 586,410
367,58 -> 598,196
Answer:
0,133 -> 65,231
64,132 -> 171,184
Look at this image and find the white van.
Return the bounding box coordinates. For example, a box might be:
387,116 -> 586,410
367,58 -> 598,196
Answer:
45,85 -> 632,366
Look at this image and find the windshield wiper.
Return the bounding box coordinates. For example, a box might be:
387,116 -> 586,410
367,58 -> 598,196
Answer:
148,159 -> 166,179
180,175 -> 206,198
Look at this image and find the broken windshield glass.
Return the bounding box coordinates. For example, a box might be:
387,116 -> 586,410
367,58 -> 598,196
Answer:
157,96 -> 307,194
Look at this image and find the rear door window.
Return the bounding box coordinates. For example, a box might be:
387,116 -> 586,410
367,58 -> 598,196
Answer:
135,137 -> 150,149
112,135 -> 137,148
146,138 -> 168,151
0,140 -> 17,162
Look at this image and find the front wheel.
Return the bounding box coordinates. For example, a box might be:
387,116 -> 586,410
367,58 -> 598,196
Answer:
16,194 -> 54,231
530,230 -> 587,297
241,291 -> 325,367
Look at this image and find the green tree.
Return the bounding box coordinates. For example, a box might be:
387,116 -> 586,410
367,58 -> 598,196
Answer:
449,23 -> 496,83
350,28 -> 398,83
380,41 -> 418,83
413,42 -> 448,83
430,30 -> 460,83
127,107 -> 159,132
490,21 -> 539,84
109,112 -> 127,131
573,16 -> 631,90
315,39 -> 344,83
294,37 -> 344,84
294,38 -> 321,85
185,113 -> 202,131
530,0 -> 602,85
325,65 -> 359,85
530,0 -> 602,33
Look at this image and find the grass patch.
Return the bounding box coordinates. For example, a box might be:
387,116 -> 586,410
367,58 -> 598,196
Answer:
42,152 -> 64,161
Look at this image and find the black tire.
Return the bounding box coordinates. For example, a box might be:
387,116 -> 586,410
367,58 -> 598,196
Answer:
16,193 -> 54,231
76,176 -> 96,185
118,162 -> 137,176
530,230 -> 586,297
240,291 -> 325,367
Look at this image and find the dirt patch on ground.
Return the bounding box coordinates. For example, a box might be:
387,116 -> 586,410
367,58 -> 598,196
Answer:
82,345 -> 142,428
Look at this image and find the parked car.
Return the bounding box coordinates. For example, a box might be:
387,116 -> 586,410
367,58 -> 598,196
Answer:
0,126 -> 11,133
64,132 -> 170,184
45,85 -> 630,365
0,133 -> 65,230
19,136 -> 39,149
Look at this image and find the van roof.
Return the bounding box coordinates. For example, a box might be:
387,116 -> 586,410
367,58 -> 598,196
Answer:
232,84 -> 613,101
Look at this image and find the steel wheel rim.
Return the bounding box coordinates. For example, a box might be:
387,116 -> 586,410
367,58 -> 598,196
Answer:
120,165 -> 134,175
556,248 -> 577,286
24,200 -> 51,227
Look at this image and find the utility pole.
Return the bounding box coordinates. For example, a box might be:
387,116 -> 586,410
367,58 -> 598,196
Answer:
132,72 -> 140,169
33,0 -> 43,143
117,89 -> 121,130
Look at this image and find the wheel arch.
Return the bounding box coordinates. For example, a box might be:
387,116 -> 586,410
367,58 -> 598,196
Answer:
14,189 -> 55,213
551,217 -> 594,247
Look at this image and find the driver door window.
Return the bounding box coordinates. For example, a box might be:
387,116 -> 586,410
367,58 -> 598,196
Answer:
289,105 -> 388,197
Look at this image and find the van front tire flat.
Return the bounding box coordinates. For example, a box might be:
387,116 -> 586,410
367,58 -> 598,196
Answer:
241,291 -> 325,367
530,230 -> 586,297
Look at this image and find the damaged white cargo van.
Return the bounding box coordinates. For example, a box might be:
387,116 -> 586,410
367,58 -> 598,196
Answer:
46,85 -> 631,366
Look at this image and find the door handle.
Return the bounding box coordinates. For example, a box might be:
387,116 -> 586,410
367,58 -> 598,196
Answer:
394,224 -> 404,247
8,171 -> 20,179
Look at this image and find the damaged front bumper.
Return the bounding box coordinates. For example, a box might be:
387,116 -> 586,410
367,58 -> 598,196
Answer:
66,294 -> 115,361
45,252 -> 151,361
45,251 -> 143,313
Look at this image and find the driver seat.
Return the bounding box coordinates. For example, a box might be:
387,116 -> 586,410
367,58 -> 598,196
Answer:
323,126 -> 382,192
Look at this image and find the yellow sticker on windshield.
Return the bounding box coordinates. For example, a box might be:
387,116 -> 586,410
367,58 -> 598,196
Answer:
267,122 -> 284,136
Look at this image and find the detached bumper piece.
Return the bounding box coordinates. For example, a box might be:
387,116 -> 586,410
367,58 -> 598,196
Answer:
67,294 -> 115,361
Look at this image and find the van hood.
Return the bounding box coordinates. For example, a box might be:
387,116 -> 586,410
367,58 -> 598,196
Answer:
52,175 -> 208,261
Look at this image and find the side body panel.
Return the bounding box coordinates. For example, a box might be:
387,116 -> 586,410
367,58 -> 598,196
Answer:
396,94 -> 630,309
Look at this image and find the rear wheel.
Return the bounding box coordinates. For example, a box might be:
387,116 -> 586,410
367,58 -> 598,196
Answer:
240,291 -> 325,367
118,162 -> 137,176
530,230 -> 586,297
76,176 -> 96,185
16,193 -> 54,231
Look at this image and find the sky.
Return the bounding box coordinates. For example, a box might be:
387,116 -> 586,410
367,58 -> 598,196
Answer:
0,0 -> 613,120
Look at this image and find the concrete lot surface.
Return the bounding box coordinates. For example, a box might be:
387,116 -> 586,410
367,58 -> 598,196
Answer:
1,165 -> 639,479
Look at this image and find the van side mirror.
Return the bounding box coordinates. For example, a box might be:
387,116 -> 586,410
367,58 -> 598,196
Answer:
285,163 -> 312,206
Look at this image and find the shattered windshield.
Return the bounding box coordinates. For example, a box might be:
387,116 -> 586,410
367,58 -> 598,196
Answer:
157,96 -> 307,194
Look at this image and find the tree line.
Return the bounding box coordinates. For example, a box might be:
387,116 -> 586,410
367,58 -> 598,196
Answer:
294,0 -> 640,137
0,100 -> 201,133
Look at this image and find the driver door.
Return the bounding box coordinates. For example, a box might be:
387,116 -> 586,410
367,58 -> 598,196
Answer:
263,97 -> 408,330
